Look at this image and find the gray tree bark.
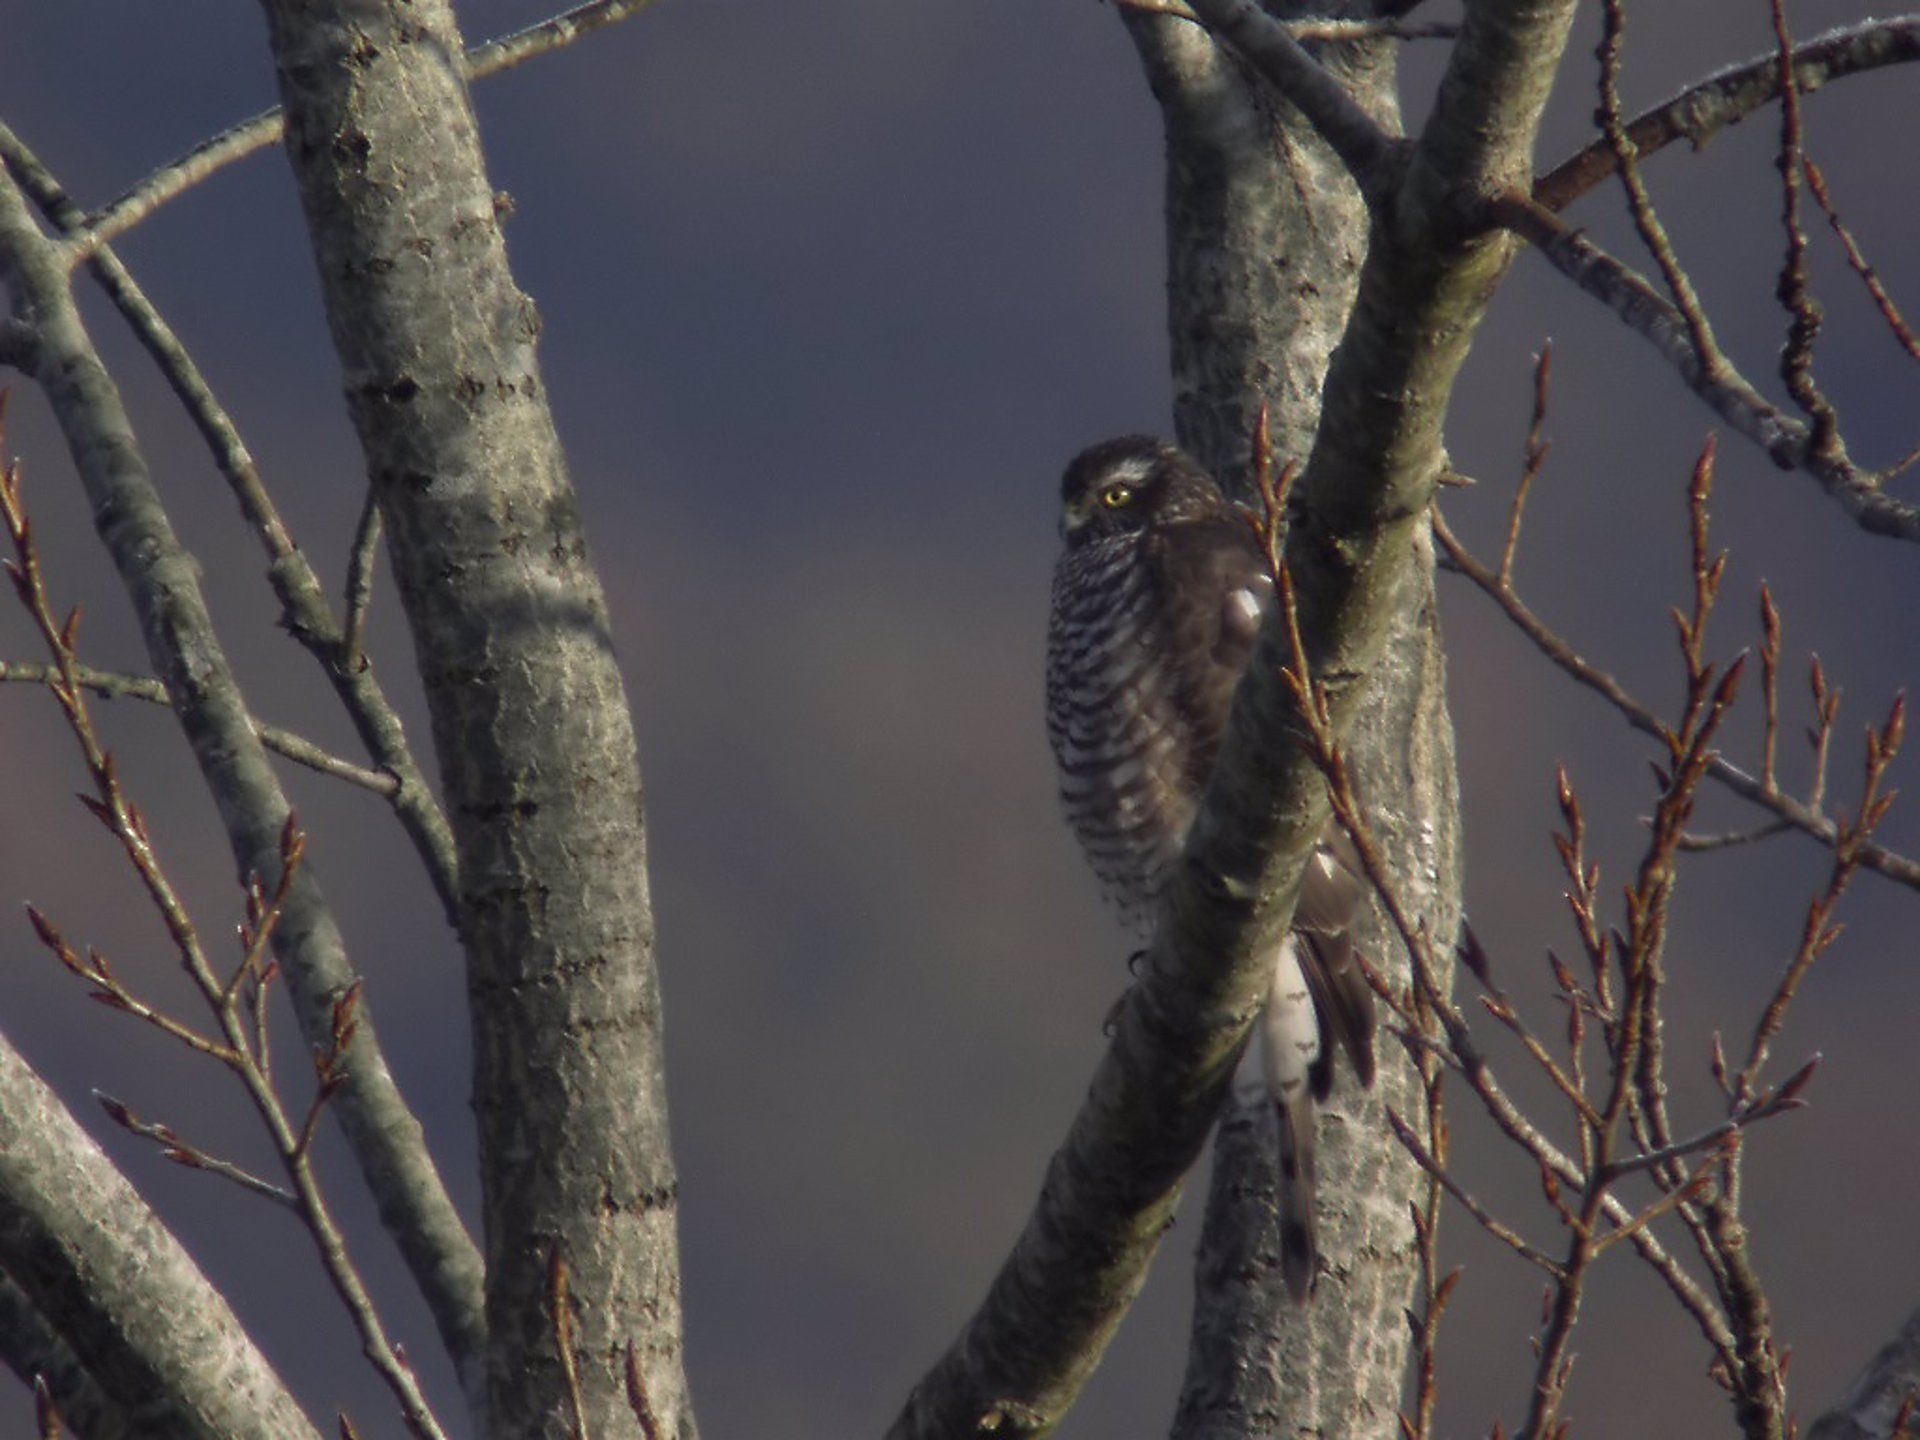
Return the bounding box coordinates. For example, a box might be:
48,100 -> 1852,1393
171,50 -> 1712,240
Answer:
1126,11 -> 1400,486
0,1274 -> 134,1440
254,1 -> 693,1436
1809,1306 -> 1920,1440
1123,11 -> 1461,1437
0,1026 -> 319,1440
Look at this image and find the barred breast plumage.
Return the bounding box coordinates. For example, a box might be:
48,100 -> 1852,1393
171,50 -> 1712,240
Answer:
1043,433 -> 1376,1299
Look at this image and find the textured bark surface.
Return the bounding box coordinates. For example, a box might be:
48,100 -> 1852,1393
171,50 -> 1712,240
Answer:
0,1026 -> 319,1440
255,2 -> 691,1436
0,1273 -> 134,1440
1172,574 -> 1457,1440
1809,1306 -> 1920,1440
1128,18 -> 1388,481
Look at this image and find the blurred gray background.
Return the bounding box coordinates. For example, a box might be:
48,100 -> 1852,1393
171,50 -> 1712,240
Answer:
4,1 -> 1918,1435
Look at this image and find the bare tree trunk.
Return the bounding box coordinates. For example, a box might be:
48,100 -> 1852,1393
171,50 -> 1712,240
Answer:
254,2 -> 694,1436
1123,12 -> 1462,1437
1173,593 -> 1457,1440
1126,11 -> 1399,486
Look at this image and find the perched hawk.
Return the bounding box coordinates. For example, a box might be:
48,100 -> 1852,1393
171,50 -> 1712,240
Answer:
1044,434 -> 1375,1298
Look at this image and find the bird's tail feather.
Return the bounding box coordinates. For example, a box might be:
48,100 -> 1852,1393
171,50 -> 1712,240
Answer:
1273,1080 -> 1318,1300
1262,938 -> 1322,1300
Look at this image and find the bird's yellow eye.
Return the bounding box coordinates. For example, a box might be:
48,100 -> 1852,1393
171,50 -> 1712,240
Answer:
1099,484 -> 1134,509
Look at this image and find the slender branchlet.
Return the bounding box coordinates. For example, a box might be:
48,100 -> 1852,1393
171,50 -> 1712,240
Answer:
1769,0 -> 1844,463
1430,366 -> 1906,1439
0,427 -> 449,1440
1803,160 -> 1920,367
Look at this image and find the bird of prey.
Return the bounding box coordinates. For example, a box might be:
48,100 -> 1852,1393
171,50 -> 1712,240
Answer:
1044,433 -> 1376,1298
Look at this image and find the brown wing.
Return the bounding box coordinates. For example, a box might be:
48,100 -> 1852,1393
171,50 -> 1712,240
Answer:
1143,512 -> 1274,798
1149,511 -> 1377,1098
1295,832 -> 1378,1098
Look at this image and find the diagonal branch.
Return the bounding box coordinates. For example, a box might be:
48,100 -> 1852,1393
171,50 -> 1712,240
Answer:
1178,0 -> 1406,191
1537,17 -> 1920,211
72,0 -> 670,258
0,121 -> 463,924
1491,191 -> 1920,542
0,1025 -> 322,1440
1805,160 -> 1920,367
0,659 -> 399,795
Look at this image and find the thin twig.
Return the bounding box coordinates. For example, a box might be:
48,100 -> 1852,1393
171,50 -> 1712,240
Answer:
32,1379 -> 61,1440
1808,655 -> 1841,816
1500,344 -> 1553,587
1597,1071 -> 1813,1183
1388,1107 -> 1562,1277
1517,441 -> 1755,1440
624,1343 -> 663,1440
249,954 -> 276,1088
1255,434 -> 1745,1377
550,1248 -> 590,1440
1598,0 -> 1728,383
0,122 -> 461,922
1804,160 -> 1920,367
1769,0 -> 1843,462
1489,189 -> 1920,543
0,660 -> 398,794
1433,510 -> 1920,891
1476,988 -> 1602,1132
1462,407 -> 1898,1440
73,0 -> 672,257
0,441 -> 450,1440
1400,975 -> 1455,1440
1737,700 -> 1901,1103
1760,586 -> 1782,794
1677,820 -> 1794,853
1589,1153 -> 1719,1258
93,1093 -> 298,1208
1536,18 -> 1920,211
26,908 -> 236,1064
293,984 -> 359,1164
